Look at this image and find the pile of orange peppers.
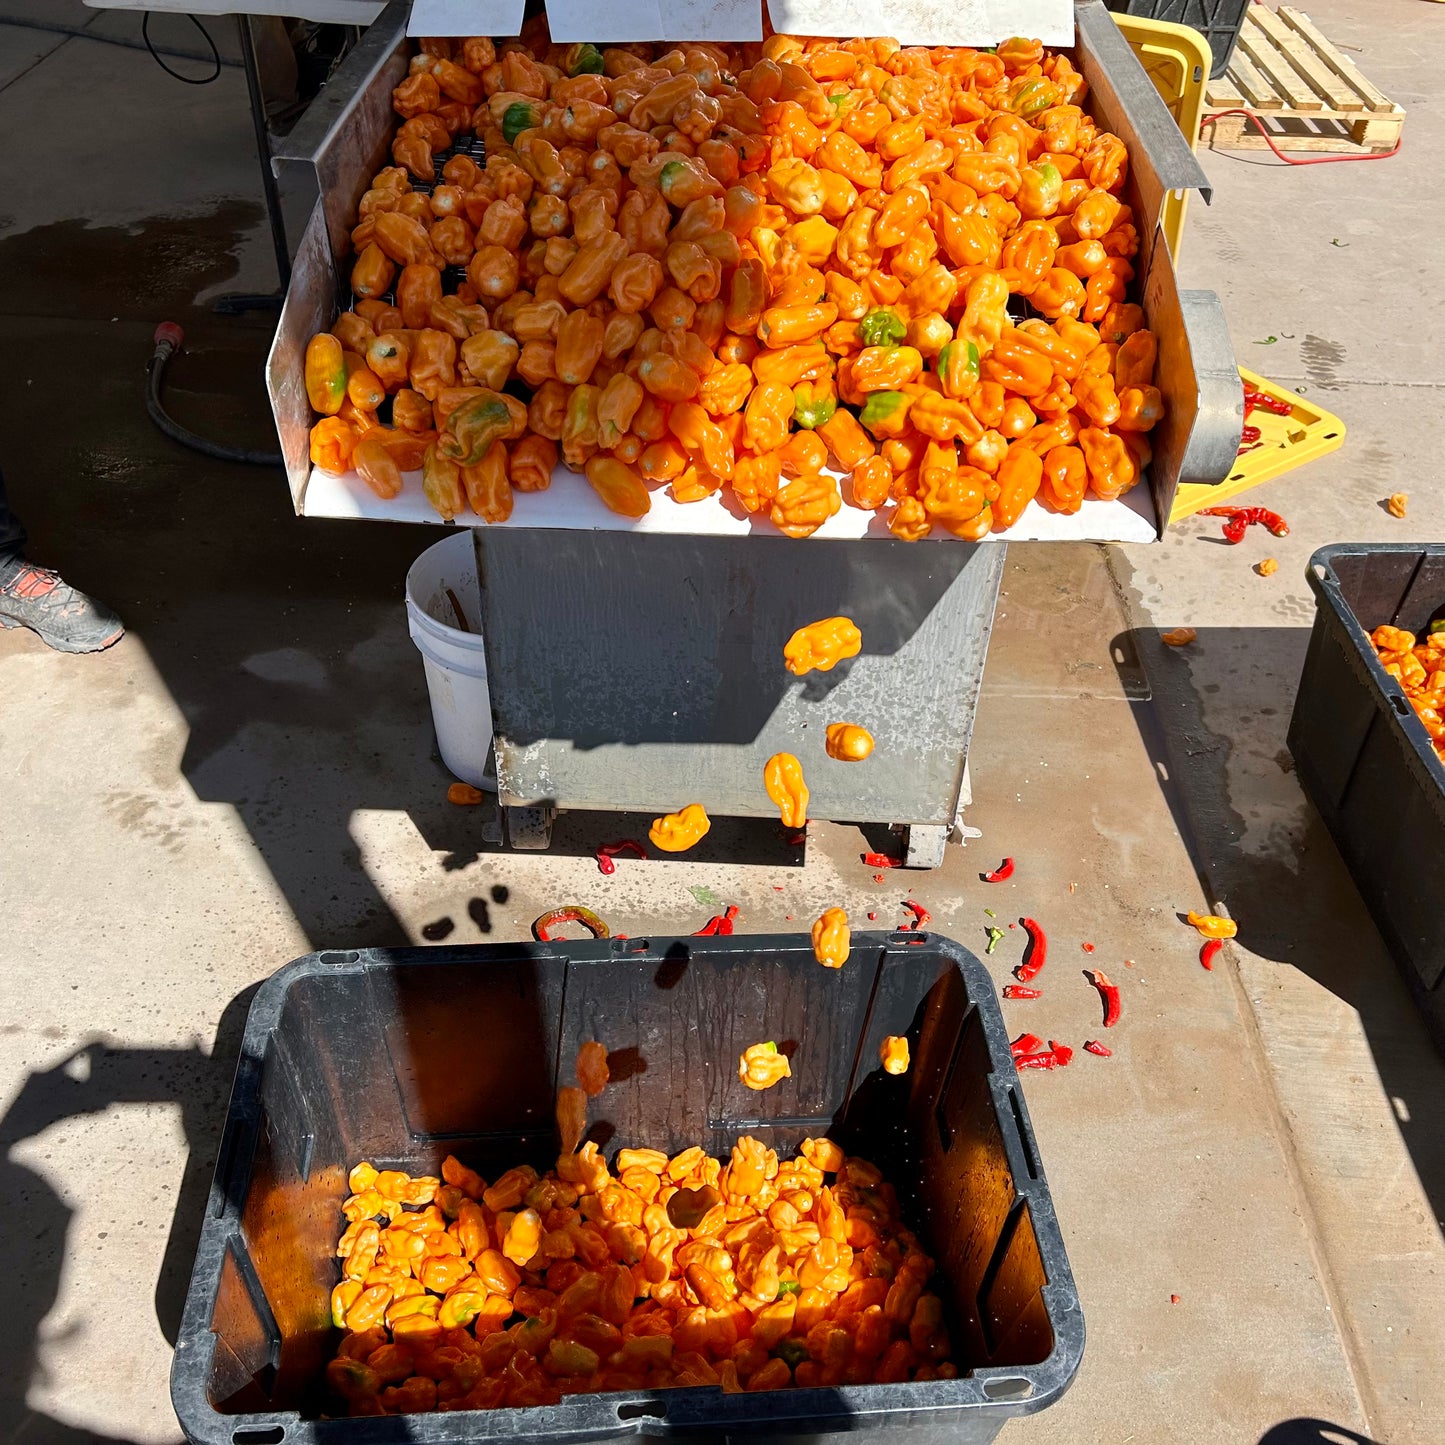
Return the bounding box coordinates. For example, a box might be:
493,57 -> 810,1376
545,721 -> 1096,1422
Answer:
304,22 -> 1161,538
1371,624 -> 1445,761
326,1141 -> 954,1415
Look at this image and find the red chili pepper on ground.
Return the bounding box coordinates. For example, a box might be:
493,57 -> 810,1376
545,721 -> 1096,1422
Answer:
1084,1040 -> 1112,1057
1010,1032 -> 1043,1058
1015,1040 -> 1073,1070
1002,985 -> 1042,1000
862,852 -> 902,868
1199,938 -> 1222,971
1085,968 -> 1121,1028
981,857 -> 1014,882
900,899 -> 931,930
1201,505 -> 1289,543
693,905 -> 739,936
1243,389 -> 1292,417
1016,917 -> 1047,981
867,911 -> 878,921
595,838 -> 647,874
1081,942 -> 1095,953
533,905 -> 611,942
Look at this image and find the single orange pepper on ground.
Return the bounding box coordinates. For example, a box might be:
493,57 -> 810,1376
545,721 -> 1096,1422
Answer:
649,802 -> 711,853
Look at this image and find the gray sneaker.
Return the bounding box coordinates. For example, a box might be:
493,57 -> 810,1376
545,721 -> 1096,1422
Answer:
0,558 -> 124,653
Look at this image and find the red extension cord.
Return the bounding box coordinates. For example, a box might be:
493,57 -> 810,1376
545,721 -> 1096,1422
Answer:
1202,107 -> 1402,165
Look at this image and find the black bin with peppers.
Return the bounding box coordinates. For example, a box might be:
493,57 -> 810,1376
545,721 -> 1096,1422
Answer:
1290,543 -> 1445,1053
171,934 -> 1083,1444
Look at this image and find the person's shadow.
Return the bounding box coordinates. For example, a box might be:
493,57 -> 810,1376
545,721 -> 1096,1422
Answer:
0,987 -> 257,1443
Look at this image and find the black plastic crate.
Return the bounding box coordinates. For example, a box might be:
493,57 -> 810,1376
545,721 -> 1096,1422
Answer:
1289,544 -> 1445,1052
1105,0 -> 1249,77
171,935 -> 1083,1444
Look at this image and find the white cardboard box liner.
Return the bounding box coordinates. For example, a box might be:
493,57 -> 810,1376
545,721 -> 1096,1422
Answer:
411,0 -> 1072,44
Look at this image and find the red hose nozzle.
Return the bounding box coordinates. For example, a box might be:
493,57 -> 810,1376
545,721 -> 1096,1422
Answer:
153,321 -> 185,350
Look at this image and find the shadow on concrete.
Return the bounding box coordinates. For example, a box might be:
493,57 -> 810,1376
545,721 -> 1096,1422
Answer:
0,984 -> 257,1443
1112,623 -> 1445,1230
1258,1421 -> 1381,1445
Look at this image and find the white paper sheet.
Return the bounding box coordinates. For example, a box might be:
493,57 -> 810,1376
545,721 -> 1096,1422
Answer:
765,0 -> 1071,46
408,0 -> 526,37
299,463 -> 1159,543
544,0 -> 762,42
85,0 -> 384,20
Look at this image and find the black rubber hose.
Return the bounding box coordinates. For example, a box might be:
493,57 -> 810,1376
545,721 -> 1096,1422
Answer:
146,323 -> 284,467
0,16 -> 241,68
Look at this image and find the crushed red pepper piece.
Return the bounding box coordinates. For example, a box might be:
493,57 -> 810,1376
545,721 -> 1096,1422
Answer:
862,852 -> 902,869
1083,1040 -> 1113,1057
1081,942 -> 1095,953
1010,1032 -> 1043,1058
533,905 -> 610,942
1002,985 -> 1042,1000
872,873 -> 886,883
1199,938 -> 1223,971
1200,505 -> 1289,544
595,838 -> 647,874
1243,389 -> 1291,417
867,911 -> 878,921
694,905 -> 740,936
900,900 -> 931,930
981,857 -> 1014,882
1015,1040 -> 1073,1071
1016,917 -> 1048,981
1085,969 -> 1121,1028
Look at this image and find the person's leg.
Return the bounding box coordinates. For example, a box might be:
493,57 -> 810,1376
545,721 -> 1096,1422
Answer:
0,465 -> 124,653
0,466 -> 27,568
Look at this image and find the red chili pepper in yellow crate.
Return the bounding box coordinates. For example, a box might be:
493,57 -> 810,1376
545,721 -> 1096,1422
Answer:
1243,389 -> 1292,417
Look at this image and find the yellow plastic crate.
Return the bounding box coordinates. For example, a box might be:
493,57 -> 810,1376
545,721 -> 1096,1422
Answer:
1170,366 -> 1346,522
1114,11 -> 1211,261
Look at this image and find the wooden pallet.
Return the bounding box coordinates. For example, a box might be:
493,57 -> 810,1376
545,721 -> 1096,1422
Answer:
1205,5 -> 1404,154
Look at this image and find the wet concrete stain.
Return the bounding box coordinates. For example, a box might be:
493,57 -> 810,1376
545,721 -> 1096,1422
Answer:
1301,334 -> 1347,392
0,201 -> 266,321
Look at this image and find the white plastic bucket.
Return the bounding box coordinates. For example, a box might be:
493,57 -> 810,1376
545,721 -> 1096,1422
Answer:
405,530 -> 496,791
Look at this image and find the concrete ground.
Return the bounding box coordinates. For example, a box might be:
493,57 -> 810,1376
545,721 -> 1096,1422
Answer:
0,2 -> 1442,1442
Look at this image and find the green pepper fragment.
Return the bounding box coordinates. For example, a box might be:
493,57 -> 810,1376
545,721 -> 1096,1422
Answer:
859,391 -> 907,434
774,1338 -> 810,1368
986,926 -> 1005,955
568,43 -> 605,75
502,102 -> 540,145
859,308 -> 906,349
